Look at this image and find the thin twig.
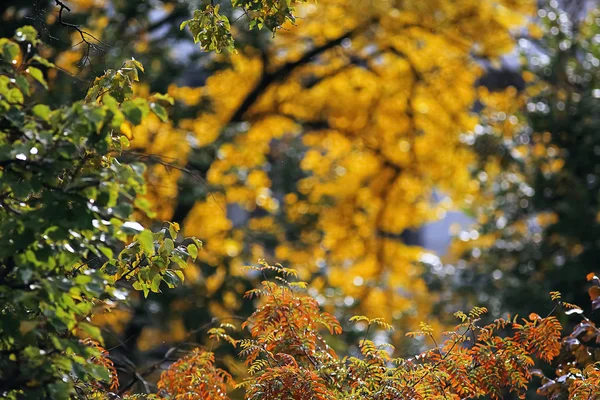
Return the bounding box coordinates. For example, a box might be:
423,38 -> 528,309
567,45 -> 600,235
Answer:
53,0 -> 109,73
124,150 -> 225,213
117,316 -> 244,395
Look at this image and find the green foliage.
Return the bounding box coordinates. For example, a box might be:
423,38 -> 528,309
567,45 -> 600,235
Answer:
233,0 -> 308,30
181,5 -> 235,53
450,3 -> 600,317
1,2 -> 599,399
0,27 -> 199,398
181,0 -> 308,52
84,58 -> 145,103
153,262 -> 600,400
110,223 -> 201,298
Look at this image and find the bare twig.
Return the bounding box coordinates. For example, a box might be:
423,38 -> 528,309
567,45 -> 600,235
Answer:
53,0 -> 109,73
117,316 -> 244,395
123,150 -> 225,213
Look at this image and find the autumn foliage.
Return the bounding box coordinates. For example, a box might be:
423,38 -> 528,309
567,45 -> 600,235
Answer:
2,1 -> 600,399
156,349 -> 233,399
137,263 -> 599,399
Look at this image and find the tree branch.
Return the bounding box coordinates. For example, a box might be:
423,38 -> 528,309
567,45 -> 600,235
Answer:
229,20 -> 376,123
117,316 -> 244,395
171,20 -> 378,224
53,0 -> 108,71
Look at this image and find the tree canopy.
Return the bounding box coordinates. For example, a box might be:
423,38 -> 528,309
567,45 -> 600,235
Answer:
442,3 -> 600,317
1,0 -> 600,399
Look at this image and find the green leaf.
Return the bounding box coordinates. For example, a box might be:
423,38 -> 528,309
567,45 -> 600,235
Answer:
174,270 -> 185,283
32,104 -> 51,120
103,261 -> 117,276
132,280 -> 143,291
163,238 -> 174,254
27,66 -> 48,89
187,243 -> 198,260
181,5 -> 235,53
18,267 -> 33,283
15,26 -> 40,45
171,254 -> 188,269
120,221 -> 145,235
48,382 -> 71,400
138,229 -> 155,256
119,135 -> 130,149
0,38 -> 20,62
78,322 -> 102,341
134,197 -> 154,217
122,98 -> 150,125
124,57 -> 144,73
31,55 -> 55,68
150,102 -> 169,122
150,273 -> 162,293
152,93 -> 175,105
14,75 -> 30,95
86,107 -> 107,130
163,270 -> 182,288
167,222 -> 179,239
191,237 -> 203,250
98,246 -> 113,259
88,363 -> 111,383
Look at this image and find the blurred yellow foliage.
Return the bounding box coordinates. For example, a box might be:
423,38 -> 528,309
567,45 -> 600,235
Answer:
138,319 -> 187,352
134,0 -> 535,328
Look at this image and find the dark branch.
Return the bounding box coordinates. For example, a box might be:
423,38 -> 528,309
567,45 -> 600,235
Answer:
53,0 -> 108,72
229,20 -> 375,123
117,316 -> 244,395
170,20 -> 378,224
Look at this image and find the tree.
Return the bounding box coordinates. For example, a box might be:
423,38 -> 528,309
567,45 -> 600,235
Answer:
2,0 -> 545,381
2,1 -> 324,393
5,1 -> 600,399
441,2 -> 600,319
0,3 -> 363,396
129,0 -> 538,341
134,264 -> 600,399
0,27 -> 201,398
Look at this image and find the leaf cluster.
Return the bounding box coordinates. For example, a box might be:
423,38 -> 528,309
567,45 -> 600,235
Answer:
0,27 -> 199,399
180,0 -> 308,52
150,265 -> 600,400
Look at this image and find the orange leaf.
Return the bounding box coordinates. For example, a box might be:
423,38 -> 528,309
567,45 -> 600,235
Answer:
586,272 -> 598,282
589,285 -> 600,300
